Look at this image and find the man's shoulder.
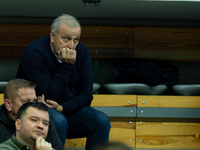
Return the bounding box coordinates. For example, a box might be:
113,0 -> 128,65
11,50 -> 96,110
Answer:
0,124 -> 13,143
0,138 -> 13,149
26,34 -> 50,52
22,34 -> 51,59
0,105 -> 15,144
0,137 -> 17,150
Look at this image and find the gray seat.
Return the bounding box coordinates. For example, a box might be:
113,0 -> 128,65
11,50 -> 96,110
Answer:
0,81 -> 8,93
103,83 -> 167,95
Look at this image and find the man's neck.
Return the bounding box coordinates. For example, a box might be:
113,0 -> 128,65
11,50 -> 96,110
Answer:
16,134 -> 36,150
7,111 -> 16,120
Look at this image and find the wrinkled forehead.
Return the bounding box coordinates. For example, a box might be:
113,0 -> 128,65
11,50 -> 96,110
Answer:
57,25 -> 81,39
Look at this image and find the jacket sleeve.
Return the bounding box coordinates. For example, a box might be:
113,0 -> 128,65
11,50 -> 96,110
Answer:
61,47 -> 93,115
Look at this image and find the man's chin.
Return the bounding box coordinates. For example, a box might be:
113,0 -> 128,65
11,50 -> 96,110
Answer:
31,135 -> 44,141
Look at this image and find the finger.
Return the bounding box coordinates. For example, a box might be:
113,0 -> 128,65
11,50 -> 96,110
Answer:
37,96 -> 42,102
46,100 -> 55,104
42,94 -> 45,101
36,137 -> 42,145
47,100 -> 59,107
46,101 -> 56,107
62,47 -> 66,54
58,48 -> 63,57
37,94 -> 45,102
69,49 -> 76,55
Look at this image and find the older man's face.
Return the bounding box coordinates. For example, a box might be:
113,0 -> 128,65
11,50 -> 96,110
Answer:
50,23 -> 81,55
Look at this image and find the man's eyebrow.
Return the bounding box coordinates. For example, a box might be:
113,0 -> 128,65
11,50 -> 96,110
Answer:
22,98 -> 37,101
30,116 -> 49,122
63,34 -> 80,38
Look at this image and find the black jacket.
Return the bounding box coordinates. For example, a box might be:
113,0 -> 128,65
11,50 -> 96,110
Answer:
0,104 -> 63,150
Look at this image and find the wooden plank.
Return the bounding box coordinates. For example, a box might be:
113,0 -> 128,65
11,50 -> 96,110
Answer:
91,94 -> 137,107
0,24 -> 50,46
137,95 -> 200,108
0,24 -> 50,59
0,46 -> 25,59
134,27 -> 200,62
136,122 -> 200,135
81,25 -> 134,48
134,27 -> 200,40
136,122 -> 200,148
65,138 -> 86,147
136,136 -> 200,148
0,94 -> 3,104
109,128 -> 135,147
109,117 -> 136,147
110,117 -> 136,129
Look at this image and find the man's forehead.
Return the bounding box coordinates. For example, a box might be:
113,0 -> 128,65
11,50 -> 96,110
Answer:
25,107 -> 49,120
58,24 -> 80,33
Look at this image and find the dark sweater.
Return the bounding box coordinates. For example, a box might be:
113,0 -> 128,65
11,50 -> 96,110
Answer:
0,104 -> 63,150
16,34 -> 93,116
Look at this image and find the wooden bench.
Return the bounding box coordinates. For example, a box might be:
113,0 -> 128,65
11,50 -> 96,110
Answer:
1,94 -> 200,149
0,94 -> 137,148
136,95 -> 200,149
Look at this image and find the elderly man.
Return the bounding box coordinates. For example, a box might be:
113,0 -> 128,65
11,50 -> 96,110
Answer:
0,79 -> 63,150
16,14 -> 111,150
0,102 -> 54,150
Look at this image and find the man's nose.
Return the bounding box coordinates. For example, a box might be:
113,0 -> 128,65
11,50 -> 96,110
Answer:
37,121 -> 44,129
67,40 -> 74,49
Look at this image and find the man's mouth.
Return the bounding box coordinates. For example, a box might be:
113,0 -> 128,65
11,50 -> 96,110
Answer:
34,131 -> 44,136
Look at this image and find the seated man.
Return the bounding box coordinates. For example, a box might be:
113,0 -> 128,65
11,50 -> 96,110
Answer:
0,79 -> 63,150
16,13 -> 111,150
0,102 -> 54,150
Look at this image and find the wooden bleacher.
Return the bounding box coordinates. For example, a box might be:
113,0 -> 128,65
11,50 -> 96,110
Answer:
1,94 -> 200,149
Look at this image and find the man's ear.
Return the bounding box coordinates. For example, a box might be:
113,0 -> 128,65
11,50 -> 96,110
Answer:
4,99 -> 12,111
50,30 -> 55,43
15,119 -> 21,131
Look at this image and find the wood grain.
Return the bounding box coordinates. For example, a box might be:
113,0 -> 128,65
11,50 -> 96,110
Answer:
136,121 -> 200,148
81,25 -> 134,48
0,94 -> 3,104
137,95 -> 200,108
134,27 -> 200,62
91,94 -> 137,107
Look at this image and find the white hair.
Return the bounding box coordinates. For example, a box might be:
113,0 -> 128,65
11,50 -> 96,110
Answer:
51,14 -> 81,35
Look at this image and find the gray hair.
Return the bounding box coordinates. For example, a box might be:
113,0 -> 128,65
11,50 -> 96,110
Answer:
51,14 -> 81,35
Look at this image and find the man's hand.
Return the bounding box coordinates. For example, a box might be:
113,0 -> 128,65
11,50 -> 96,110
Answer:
36,137 -> 52,150
46,100 -> 63,112
58,47 -> 76,64
37,94 -> 63,112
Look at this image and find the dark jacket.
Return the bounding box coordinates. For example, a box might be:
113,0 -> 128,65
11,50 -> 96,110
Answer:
0,104 -> 63,150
